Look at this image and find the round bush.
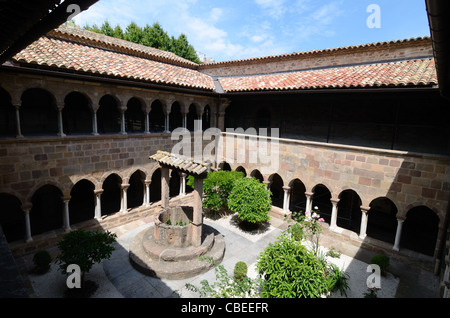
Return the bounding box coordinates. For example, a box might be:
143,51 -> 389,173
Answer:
234,261 -> 248,282
370,254 -> 390,276
228,177 -> 271,224
33,250 -> 52,274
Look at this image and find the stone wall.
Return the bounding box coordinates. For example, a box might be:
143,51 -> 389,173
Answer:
221,133 -> 450,222
199,38 -> 433,77
0,133 -> 178,205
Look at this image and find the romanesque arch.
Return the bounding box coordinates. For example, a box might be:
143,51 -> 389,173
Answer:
149,100 -> 165,132
203,105 -> 211,130
21,88 -> 58,136
125,97 -> 146,133
69,179 -> 95,225
0,193 -> 25,242
169,169 -> 180,198
128,170 -> 146,209
150,168 -> 162,203
29,184 -> 64,236
218,162 -> 232,171
235,166 -> 247,177
169,102 -> 183,131
337,189 -> 363,234
250,169 -> 264,183
97,94 -> 121,134
311,184 -> 332,222
101,173 -> 122,215
0,87 -> 15,137
366,197 -> 398,244
187,103 -> 198,132
400,205 -> 440,256
289,178 -> 307,213
269,173 -> 284,209
63,91 -> 92,135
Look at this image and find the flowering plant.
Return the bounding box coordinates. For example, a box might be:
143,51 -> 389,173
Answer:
291,207 -> 324,256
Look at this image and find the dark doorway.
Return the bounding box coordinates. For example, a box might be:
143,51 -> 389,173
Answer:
30,185 -> 63,236
0,88 -> 15,137
203,105 -> 211,130
0,193 -> 25,242
21,88 -> 58,136
367,197 -> 398,244
337,190 -> 362,233
311,184 -> 332,223
63,92 -> 92,135
187,104 -> 197,132
149,100 -> 165,132
128,170 -> 145,209
269,174 -> 283,209
126,98 -> 145,133
101,174 -> 122,215
69,180 -> 95,225
169,102 -> 183,131
289,179 -> 307,213
250,169 -> 264,183
97,95 -> 121,134
150,168 -> 162,203
401,206 -> 439,256
169,170 -> 180,197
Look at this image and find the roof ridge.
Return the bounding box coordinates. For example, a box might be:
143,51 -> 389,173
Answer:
49,24 -> 199,70
200,36 -> 432,68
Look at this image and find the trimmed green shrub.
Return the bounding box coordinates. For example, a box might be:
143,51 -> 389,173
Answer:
32,250 -> 52,274
370,254 -> 390,276
234,261 -> 248,282
187,170 -> 244,212
55,229 -> 117,286
228,177 -> 271,225
257,233 -> 329,298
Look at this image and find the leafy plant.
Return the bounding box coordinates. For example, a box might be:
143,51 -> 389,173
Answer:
188,170 -> 244,213
55,229 -> 117,288
32,250 -> 52,274
234,261 -> 248,282
186,261 -> 260,298
370,254 -> 390,276
326,247 -> 342,259
325,264 -> 350,297
256,233 -> 329,298
291,208 -> 325,256
227,177 -> 271,225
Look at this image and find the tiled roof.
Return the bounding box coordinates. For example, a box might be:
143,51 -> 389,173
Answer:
150,151 -> 212,177
200,37 -> 432,68
218,58 -> 438,92
12,26 -> 215,91
9,25 -> 437,93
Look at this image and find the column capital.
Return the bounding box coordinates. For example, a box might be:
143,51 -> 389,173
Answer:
282,186 -> 291,191
121,183 -> 130,190
330,198 -> 340,204
305,191 -> 314,197
397,215 -> 406,221
360,205 -> 371,212
94,189 -> 104,195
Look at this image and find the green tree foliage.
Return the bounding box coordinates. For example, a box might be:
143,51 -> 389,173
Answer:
83,21 -> 201,63
187,170 -> 244,212
55,229 -> 117,284
228,177 -> 272,224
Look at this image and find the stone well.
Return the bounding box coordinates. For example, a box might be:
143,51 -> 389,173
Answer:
154,206 -> 193,248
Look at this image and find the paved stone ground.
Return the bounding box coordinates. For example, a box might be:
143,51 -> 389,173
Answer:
10,213 -> 441,298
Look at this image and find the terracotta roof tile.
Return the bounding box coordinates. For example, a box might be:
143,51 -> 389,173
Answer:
218,58 -> 438,92
13,35 -> 215,91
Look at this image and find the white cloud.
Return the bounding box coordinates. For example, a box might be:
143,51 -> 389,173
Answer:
255,0 -> 288,19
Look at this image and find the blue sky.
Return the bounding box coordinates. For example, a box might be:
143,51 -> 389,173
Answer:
73,0 -> 431,62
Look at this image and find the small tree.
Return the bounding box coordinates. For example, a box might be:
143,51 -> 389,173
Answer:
227,177 -> 271,226
188,170 -> 244,213
55,229 -> 117,288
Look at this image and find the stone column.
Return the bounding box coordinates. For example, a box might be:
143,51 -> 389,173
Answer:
92,110 -> 99,136
161,167 -> 170,209
164,112 -> 170,133
121,183 -> 130,213
330,198 -> 340,230
191,177 -> 204,247
182,113 -> 187,129
57,107 -> 66,137
94,190 -> 103,221
144,180 -> 151,207
359,206 -> 370,239
263,180 -> 271,190
305,191 -> 314,214
63,197 -> 71,231
217,111 -> 225,131
144,110 -> 150,134
120,109 -> 127,135
14,104 -> 24,139
180,173 -> 187,196
282,186 -> 291,214
197,116 -> 203,131
24,208 -> 32,242
393,216 -> 405,251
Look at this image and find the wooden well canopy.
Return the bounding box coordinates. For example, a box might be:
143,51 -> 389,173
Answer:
149,151 -> 212,178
